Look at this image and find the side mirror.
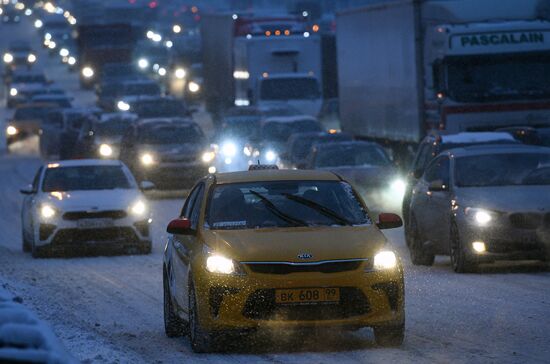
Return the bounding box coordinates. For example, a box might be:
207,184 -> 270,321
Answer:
140,181 -> 155,191
376,213 -> 403,230
20,184 -> 35,195
167,218 -> 194,235
428,179 -> 448,192
413,168 -> 424,179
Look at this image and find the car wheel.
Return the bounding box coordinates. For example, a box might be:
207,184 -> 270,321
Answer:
31,242 -> 51,259
373,321 -> 405,347
189,281 -> 214,353
22,225 -> 32,253
450,222 -> 476,273
163,268 -> 187,337
408,215 -> 435,266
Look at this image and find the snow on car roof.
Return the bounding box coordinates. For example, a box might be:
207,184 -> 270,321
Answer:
46,159 -> 123,168
262,115 -> 318,123
446,144 -> 550,157
99,112 -> 138,122
440,132 -> 515,144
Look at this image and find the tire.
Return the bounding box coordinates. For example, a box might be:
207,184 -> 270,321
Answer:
163,268 -> 187,338
141,241 -> 152,255
408,216 -> 435,266
31,243 -> 51,259
22,225 -> 32,253
374,322 -> 405,347
189,281 -> 214,353
450,222 -> 477,273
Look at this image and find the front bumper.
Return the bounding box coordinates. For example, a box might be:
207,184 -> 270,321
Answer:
137,163 -> 208,189
192,262 -> 404,332
458,218 -> 550,262
34,210 -> 152,252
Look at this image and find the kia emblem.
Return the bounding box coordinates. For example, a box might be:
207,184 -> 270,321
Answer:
297,253 -> 313,260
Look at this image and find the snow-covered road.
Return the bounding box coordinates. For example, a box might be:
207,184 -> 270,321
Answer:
1,156 -> 549,363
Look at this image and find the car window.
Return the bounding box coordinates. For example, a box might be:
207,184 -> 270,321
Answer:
181,183 -> 202,218
424,156 -> 450,185
42,166 -> 133,192
32,167 -> 43,191
189,184 -> 205,230
413,143 -> 433,172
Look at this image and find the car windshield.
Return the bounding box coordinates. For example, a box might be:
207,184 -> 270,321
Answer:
138,124 -> 203,144
12,75 -> 46,83
14,107 -> 51,120
455,152 -> 550,187
260,77 -> 320,100
206,181 -> 371,230
291,134 -> 352,161
121,83 -> 160,96
263,120 -> 321,143
537,129 -> 550,147
133,100 -> 185,118
222,118 -> 261,140
95,120 -> 132,136
42,166 -> 132,192
315,144 -> 391,168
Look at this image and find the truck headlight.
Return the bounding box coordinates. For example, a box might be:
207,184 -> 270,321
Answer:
82,66 -> 94,78
99,143 -> 113,157
202,151 -> 215,163
41,204 -> 56,219
3,53 -> 13,63
141,153 -> 155,166
130,200 -> 147,216
117,100 -> 130,111
6,125 -> 18,136
27,53 -> 37,63
9,88 -> 17,96
206,255 -> 235,274
465,207 -> 493,226
373,251 -> 397,270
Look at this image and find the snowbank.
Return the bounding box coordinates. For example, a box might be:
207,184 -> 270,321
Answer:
0,285 -> 75,364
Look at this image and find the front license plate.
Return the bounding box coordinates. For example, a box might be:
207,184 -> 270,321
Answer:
77,218 -> 114,229
275,288 -> 340,305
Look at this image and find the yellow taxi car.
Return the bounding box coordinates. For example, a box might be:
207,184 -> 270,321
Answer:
163,167 -> 405,352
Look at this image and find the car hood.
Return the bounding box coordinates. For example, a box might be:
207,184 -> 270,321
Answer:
202,225 -> 387,262
40,189 -> 143,211
456,185 -> 550,213
318,166 -> 400,188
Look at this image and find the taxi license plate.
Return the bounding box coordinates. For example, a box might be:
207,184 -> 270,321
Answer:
275,288 -> 340,305
77,218 -> 114,229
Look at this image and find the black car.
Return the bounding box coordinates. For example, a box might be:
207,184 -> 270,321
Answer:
119,118 -> 210,189
283,131 -> 353,169
127,96 -> 188,119
402,132 -> 519,231
100,63 -> 144,84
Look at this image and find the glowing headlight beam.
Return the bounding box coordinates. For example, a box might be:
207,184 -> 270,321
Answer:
131,201 -> 146,215
373,251 -> 397,270
41,205 -> 56,218
206,255 -> 235,274
99,144 -> 113,157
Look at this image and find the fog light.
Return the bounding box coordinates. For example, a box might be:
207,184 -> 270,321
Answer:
472,241 -> 486,253
6,126 -> 18,136
99,144 -> 113,157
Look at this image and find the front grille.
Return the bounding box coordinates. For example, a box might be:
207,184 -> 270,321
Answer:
242,287 -> 369,321
245,261 -> 362,275
63,210 -> 127,221
39,224 -> 56,241
51,227 -> 137,245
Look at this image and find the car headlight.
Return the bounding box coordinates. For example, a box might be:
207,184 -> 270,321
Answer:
465,207 -> 493,226
3,53 -> 13,63
68,56 -> 76,65
34,19 -> 43,28
81,66 -> 94,78
373,251 -> 397,270
243,145 -> 252,157
174,68 -> 186,79
130,200 -> 147,216
202,151 -> 215,163
6,125 -> 18,136
48,41 -> 57,49
221,142 -> 237,157
390,178 -> 406,196
9,88 -> 17,96
206,255 -> 237,274
188,81 -> 200,93
141,153 -> 155,166
138,58 -> 149,69
27,53 -> 36,63
265,150 -> 277,162
158,67 -> 166,76
59,48 -> 69,57
117,100 -> 130,111
99,143 -> 113,157
40,204 -> 56,219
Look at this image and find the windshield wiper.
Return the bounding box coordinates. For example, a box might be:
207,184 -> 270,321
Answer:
249,190 -> 308,227
282,193 -> 353,226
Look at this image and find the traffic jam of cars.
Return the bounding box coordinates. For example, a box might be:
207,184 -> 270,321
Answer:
0,0 -> 549,362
